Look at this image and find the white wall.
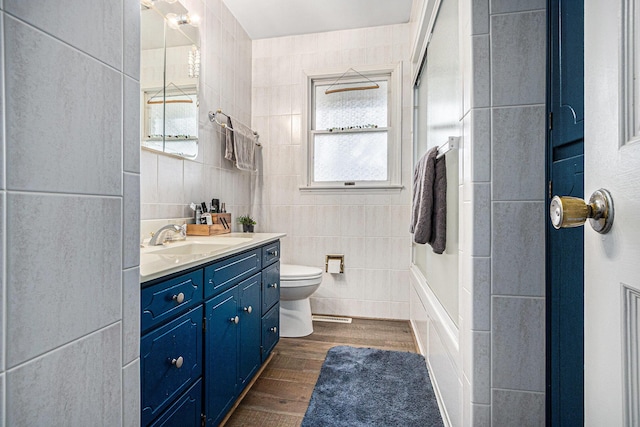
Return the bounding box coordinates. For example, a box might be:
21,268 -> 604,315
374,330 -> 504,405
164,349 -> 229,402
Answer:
0,0 -> 141,424
409,0 -> 547,425
251,25 -> 414,319
140,0 -> 254,231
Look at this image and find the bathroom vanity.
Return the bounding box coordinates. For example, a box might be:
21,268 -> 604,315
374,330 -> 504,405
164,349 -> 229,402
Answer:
140,233 -> 283,426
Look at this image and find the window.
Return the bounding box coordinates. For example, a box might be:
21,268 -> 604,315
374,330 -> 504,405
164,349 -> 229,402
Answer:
303,64 -> 402,190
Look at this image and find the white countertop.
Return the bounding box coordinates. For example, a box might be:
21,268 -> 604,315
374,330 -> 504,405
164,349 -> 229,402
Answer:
140,232 -> 286,283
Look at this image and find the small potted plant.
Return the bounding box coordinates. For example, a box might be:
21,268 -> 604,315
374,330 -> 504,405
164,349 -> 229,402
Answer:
237,214 -> 256,233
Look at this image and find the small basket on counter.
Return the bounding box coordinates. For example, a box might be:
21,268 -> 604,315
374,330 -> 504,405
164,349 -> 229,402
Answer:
186,213 -> 232,236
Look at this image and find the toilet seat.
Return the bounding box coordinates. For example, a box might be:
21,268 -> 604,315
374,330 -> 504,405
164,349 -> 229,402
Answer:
280,264 -> 322,282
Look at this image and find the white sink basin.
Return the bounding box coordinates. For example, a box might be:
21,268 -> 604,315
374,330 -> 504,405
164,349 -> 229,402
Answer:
147,237 -> 253,256
202,237 -> 253,245
148,243 -> 230,256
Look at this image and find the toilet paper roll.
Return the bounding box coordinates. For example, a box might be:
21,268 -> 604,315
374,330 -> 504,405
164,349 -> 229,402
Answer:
327,258 -> 341,274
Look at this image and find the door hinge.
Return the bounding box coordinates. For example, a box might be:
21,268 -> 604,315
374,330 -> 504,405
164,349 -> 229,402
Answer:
548,180 -> 553,199
548,112 -> 553,130
203,317 -> 206,332
201,413 -> 206,427
260,345 -> 264,355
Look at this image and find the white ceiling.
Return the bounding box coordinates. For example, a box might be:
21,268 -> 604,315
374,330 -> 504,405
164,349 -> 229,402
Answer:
222,0 -> 414,40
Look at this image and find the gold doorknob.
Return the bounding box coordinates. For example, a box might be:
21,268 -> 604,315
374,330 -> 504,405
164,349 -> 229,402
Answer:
549,188 -> 614,234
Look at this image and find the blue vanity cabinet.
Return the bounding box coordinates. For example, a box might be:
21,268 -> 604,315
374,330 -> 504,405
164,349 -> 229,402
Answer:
142,239 -> 281,427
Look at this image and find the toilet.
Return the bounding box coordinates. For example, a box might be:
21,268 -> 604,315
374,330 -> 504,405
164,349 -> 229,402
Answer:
279,264 -> 323,337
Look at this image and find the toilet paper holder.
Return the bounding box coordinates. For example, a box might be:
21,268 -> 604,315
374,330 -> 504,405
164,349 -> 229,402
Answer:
325,254 -> 344,273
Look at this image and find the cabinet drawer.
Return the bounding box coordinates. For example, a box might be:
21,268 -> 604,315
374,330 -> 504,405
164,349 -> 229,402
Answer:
141,270 -> 203,333
148,378 -> 202,427
141,306 -> 203,426
204,248 -> 261,299
262,240 -> 280,267
261,302 -> 280,362
262,261 -> 280,315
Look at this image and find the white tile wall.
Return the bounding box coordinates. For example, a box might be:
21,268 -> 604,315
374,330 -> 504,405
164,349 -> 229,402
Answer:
253,26 -> 413,320
1,2 -> 140,424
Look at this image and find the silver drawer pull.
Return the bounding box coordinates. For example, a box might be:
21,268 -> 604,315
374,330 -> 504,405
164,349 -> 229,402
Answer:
230,316 -> 239,324
268,250 -> 278,257
269,326 -> 277,333
171,356 -> 184,368
268,283 -> 278,289
172,292 -> 185,304
243,306 -> 253,314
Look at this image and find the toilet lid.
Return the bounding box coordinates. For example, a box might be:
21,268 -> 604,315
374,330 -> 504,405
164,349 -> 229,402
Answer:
280,264 -> 323,280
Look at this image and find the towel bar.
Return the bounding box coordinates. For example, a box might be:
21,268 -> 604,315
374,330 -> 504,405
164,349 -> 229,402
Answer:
209,109 -> 261,146
436,136 -> 459,159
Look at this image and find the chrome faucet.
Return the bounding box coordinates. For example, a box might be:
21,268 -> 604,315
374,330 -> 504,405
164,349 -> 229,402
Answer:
149,224 -> 186,246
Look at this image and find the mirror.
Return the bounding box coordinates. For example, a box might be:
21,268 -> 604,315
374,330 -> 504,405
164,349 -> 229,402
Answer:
140,0 -> 200,159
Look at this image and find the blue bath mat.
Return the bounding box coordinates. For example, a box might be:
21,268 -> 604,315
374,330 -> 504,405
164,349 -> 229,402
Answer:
302,345 -> 444,427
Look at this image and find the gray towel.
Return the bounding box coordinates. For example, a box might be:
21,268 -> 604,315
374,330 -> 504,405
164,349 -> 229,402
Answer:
429,154 -> 446,254
410,147 -> 436,243
410,147 -> 447,253
224,116 -> 235,162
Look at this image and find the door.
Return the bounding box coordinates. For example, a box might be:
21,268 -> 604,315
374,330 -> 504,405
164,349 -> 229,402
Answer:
238,273 -> 261,388
547,0 -> 584,424
204,287 -> 238,426
583,0 -> 640,424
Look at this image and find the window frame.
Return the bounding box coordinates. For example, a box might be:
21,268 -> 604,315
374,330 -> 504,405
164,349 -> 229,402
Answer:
300,63 -> 403,192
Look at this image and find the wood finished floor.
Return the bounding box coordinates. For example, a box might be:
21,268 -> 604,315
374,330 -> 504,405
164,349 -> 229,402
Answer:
223,318 -> 417,427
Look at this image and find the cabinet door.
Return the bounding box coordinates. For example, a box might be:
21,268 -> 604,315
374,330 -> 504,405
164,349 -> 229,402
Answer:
148,379 -> 202,427
141,306 -> 203,426
238,273 -> 261,389
204,287 -> 238,426
262,261 -> 280,315
261,302 -> 280,362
